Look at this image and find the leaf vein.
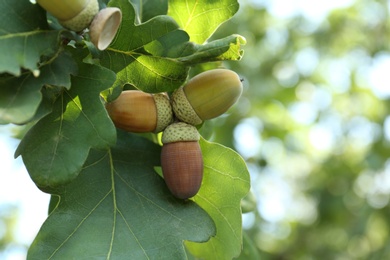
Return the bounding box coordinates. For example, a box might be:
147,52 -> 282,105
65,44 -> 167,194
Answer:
48,190 -> 113,259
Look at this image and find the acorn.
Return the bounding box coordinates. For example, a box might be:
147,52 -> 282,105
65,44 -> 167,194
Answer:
171,69 -> 243,126
161,122 -> 203,199
36,0 -> 99,32
105,90 -> 173,133
37,0 -> 122,50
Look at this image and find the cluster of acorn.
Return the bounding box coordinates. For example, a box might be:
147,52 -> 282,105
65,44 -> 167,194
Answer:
105,69 -> 244,199
36,0 -> 122,50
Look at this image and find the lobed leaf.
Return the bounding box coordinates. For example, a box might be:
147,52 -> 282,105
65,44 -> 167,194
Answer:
178,34 -> 246,65
186,138 -> 251,259
0,51 -> 77,125
27,131 -> 216,259
100,51 -> 188,93
98,0 -> 245,95
143,31 -> 246,64
140,0 -> 168,22
100,0 -> 189,93
0,0 -> 62,76
168,0 -> 240,44
15,63 -> 116,191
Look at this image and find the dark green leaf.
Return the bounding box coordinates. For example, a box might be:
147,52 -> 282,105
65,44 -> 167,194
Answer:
0,0 -> 48,35
0,51 -> 77,125
27,132 -> 216,259
48,195 -> 60,215
141,0 -> 168,22
0,0 -> 62,76
143,29 -> 191,58
15,63 -> 116,190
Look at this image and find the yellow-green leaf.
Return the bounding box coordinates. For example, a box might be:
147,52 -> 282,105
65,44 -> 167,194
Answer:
186,138 -> 251,259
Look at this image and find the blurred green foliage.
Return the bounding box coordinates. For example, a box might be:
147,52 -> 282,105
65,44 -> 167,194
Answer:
0,206 -> 17,250
0,205 -> 27,256
207,0 -> 390,258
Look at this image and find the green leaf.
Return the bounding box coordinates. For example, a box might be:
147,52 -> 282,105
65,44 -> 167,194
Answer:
99,1 -> 245,95
241,191 -> 257,214
236,231 -> 262,260
142,29 -> 191,58
168,0 -> 240,44
143,31 -> 245,63
141,0 -> 168,22
0,0 -> 63,76
178,34 -> 246,65
15,63 -> 116,190
0,51 -> 77,125
100,0 -> 189,93
100,51 -> 189,93
27,132 -> 216,259
186,138 -> 250,259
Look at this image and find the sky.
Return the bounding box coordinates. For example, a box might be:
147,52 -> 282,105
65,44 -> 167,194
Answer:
252,0 -> 355,22
0,125 -> 50,259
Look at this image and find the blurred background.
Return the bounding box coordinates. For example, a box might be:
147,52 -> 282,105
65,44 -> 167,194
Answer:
211,0 -> 390,259
1,0 -> 390,259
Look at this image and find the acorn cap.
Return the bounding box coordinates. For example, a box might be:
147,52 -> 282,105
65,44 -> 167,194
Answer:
153,93 -> 173,133
162,122 -> 200,144
58,0 -> 99,32
171,87 -> 203,126
89,7 -> 122,50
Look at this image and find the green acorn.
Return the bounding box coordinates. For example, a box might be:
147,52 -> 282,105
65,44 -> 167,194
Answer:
37,0 -> 122,50
171,69 -> 243,125
37,0 -> 99,32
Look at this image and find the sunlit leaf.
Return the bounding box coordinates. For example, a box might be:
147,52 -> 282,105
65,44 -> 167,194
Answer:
144,32 -> 245,63
100,0 -> 189,93
178,34 -> 246,65
186,138 -> 250,259
236,231 -> 262,260
100,0 -> 245,95
168,0 -> 239,44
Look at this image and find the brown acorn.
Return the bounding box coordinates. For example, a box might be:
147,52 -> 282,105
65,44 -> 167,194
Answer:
105,90 -> 173,133
161,122 -> 203,199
